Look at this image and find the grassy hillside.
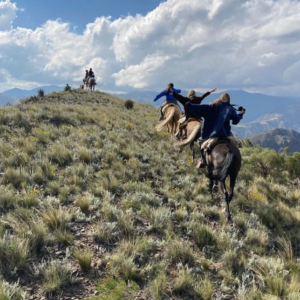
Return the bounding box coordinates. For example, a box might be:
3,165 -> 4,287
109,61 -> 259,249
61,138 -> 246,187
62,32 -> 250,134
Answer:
0,89 -> 300,300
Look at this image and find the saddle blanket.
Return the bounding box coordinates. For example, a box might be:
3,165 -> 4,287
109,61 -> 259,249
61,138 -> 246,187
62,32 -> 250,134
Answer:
162,103 -> 181,113
201,136 -> 243,151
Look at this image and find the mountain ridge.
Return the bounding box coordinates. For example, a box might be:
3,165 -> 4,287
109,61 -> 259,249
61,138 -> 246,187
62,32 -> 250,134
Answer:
247,128 -> 300,153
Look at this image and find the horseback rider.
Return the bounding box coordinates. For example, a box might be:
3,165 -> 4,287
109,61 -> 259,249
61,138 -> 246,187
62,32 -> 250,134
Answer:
184,93 -> 245,168
209,93 -> 246,138
153,83 -> 181,121
83,70 -> 88,84
87,68 -> 95,80
170,88 -> 217,138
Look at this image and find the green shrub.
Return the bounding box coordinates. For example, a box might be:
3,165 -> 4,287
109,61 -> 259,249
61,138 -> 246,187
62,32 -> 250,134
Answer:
124,99 -> 134,110
37,89 -> 45,97
64,84 -> 71,92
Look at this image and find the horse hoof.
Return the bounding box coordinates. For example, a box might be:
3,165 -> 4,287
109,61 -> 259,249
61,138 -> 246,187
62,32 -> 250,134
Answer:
212,185 -> 218,193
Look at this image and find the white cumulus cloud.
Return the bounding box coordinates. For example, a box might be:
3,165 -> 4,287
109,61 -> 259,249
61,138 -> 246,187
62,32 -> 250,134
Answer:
0,0 -> 300,96
0,0 -> 17,31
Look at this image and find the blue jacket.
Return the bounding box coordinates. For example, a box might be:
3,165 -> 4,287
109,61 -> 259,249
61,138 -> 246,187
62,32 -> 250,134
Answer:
209,102 -> 243,138
185,103 -> 218,139
153,88 -> 181,102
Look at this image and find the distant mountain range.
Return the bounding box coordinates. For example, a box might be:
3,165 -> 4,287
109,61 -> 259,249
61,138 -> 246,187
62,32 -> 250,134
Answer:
116,90 -> 300,138
247,128 -> 300,153
0,93 -> 19,106
2,85 -> 64,101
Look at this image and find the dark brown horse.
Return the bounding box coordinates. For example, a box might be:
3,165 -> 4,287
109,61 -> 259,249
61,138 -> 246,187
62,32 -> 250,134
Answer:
204,140 -> 241,221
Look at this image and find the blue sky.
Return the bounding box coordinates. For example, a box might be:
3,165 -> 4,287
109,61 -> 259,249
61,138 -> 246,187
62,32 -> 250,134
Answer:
0,0 -> 300,96
14,0 -> 163,33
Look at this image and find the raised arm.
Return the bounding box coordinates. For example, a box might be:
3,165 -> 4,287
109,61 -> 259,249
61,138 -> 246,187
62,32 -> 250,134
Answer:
172,90 -> 189,106
153,90 -> 166,102
185,102 -> 213,119
231,107 -> 245,125
192,88 -> 217,104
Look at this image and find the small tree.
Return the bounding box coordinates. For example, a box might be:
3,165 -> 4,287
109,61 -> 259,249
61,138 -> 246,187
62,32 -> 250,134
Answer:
37,89 -> 44,97
124,99 -> 134,110
64,84 -> 71,92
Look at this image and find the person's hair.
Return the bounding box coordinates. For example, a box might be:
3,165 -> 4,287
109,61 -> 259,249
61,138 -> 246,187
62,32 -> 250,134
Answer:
210,93 -> 230,107
187,89 -> 196,98
165,83 -> 174,93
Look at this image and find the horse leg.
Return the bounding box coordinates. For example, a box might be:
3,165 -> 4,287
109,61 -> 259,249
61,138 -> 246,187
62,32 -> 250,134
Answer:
208,178 -> 214,198
174,121 -> 179,137
167,123 -> 172,135
219,180 -> 231,221
190,142 -> 195,161
228,173 -> 237,203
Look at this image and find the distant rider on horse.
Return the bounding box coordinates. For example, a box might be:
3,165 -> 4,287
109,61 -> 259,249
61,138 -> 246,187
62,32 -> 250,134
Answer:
153,83 -> 181,121
83,70 -> 88,85
87,68 -> 95,80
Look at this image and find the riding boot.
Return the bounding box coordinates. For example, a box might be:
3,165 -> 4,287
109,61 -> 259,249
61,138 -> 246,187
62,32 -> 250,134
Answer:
159,107 -> 164,121
196,148 -> 205,169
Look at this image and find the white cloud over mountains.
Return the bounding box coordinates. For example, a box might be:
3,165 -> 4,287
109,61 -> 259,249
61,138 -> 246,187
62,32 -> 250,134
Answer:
0,0 -> 300,96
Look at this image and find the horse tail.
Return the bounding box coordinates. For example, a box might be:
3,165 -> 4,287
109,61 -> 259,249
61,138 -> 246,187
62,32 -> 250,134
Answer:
155,108 -> 175,132
206,149 -> 234,181
173,124 -> 201,150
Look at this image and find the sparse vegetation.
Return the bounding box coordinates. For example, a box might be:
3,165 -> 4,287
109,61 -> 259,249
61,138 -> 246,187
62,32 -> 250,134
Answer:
73,247 -> 93,271
0,89 -> 298,299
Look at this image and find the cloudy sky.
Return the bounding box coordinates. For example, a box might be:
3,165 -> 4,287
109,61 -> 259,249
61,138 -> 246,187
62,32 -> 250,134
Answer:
0,0 -> 300,96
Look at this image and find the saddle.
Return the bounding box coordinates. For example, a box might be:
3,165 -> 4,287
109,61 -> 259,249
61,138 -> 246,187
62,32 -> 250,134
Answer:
162,103 -> 181,114
201,136 -> 243,153
197,137 -> 242,169
179,117 -> 200,129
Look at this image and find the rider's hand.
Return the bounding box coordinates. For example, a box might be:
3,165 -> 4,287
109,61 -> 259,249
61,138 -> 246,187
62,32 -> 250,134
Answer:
210,88 -> 217,93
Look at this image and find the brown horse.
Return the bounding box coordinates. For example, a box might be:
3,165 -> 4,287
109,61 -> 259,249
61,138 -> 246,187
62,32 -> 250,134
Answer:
204,140 -> 241,221
155,105 -> 181,136
173,119 -> 201,160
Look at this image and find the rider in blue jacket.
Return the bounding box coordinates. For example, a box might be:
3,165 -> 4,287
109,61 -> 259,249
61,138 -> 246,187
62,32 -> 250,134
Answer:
154,83 -> 181,120
86,68 -> 95,81
185,93 -> 245,168
209,93 -> 245,138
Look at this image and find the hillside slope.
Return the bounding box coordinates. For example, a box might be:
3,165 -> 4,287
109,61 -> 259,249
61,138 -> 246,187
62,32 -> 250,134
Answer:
0,89 -> 299,300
